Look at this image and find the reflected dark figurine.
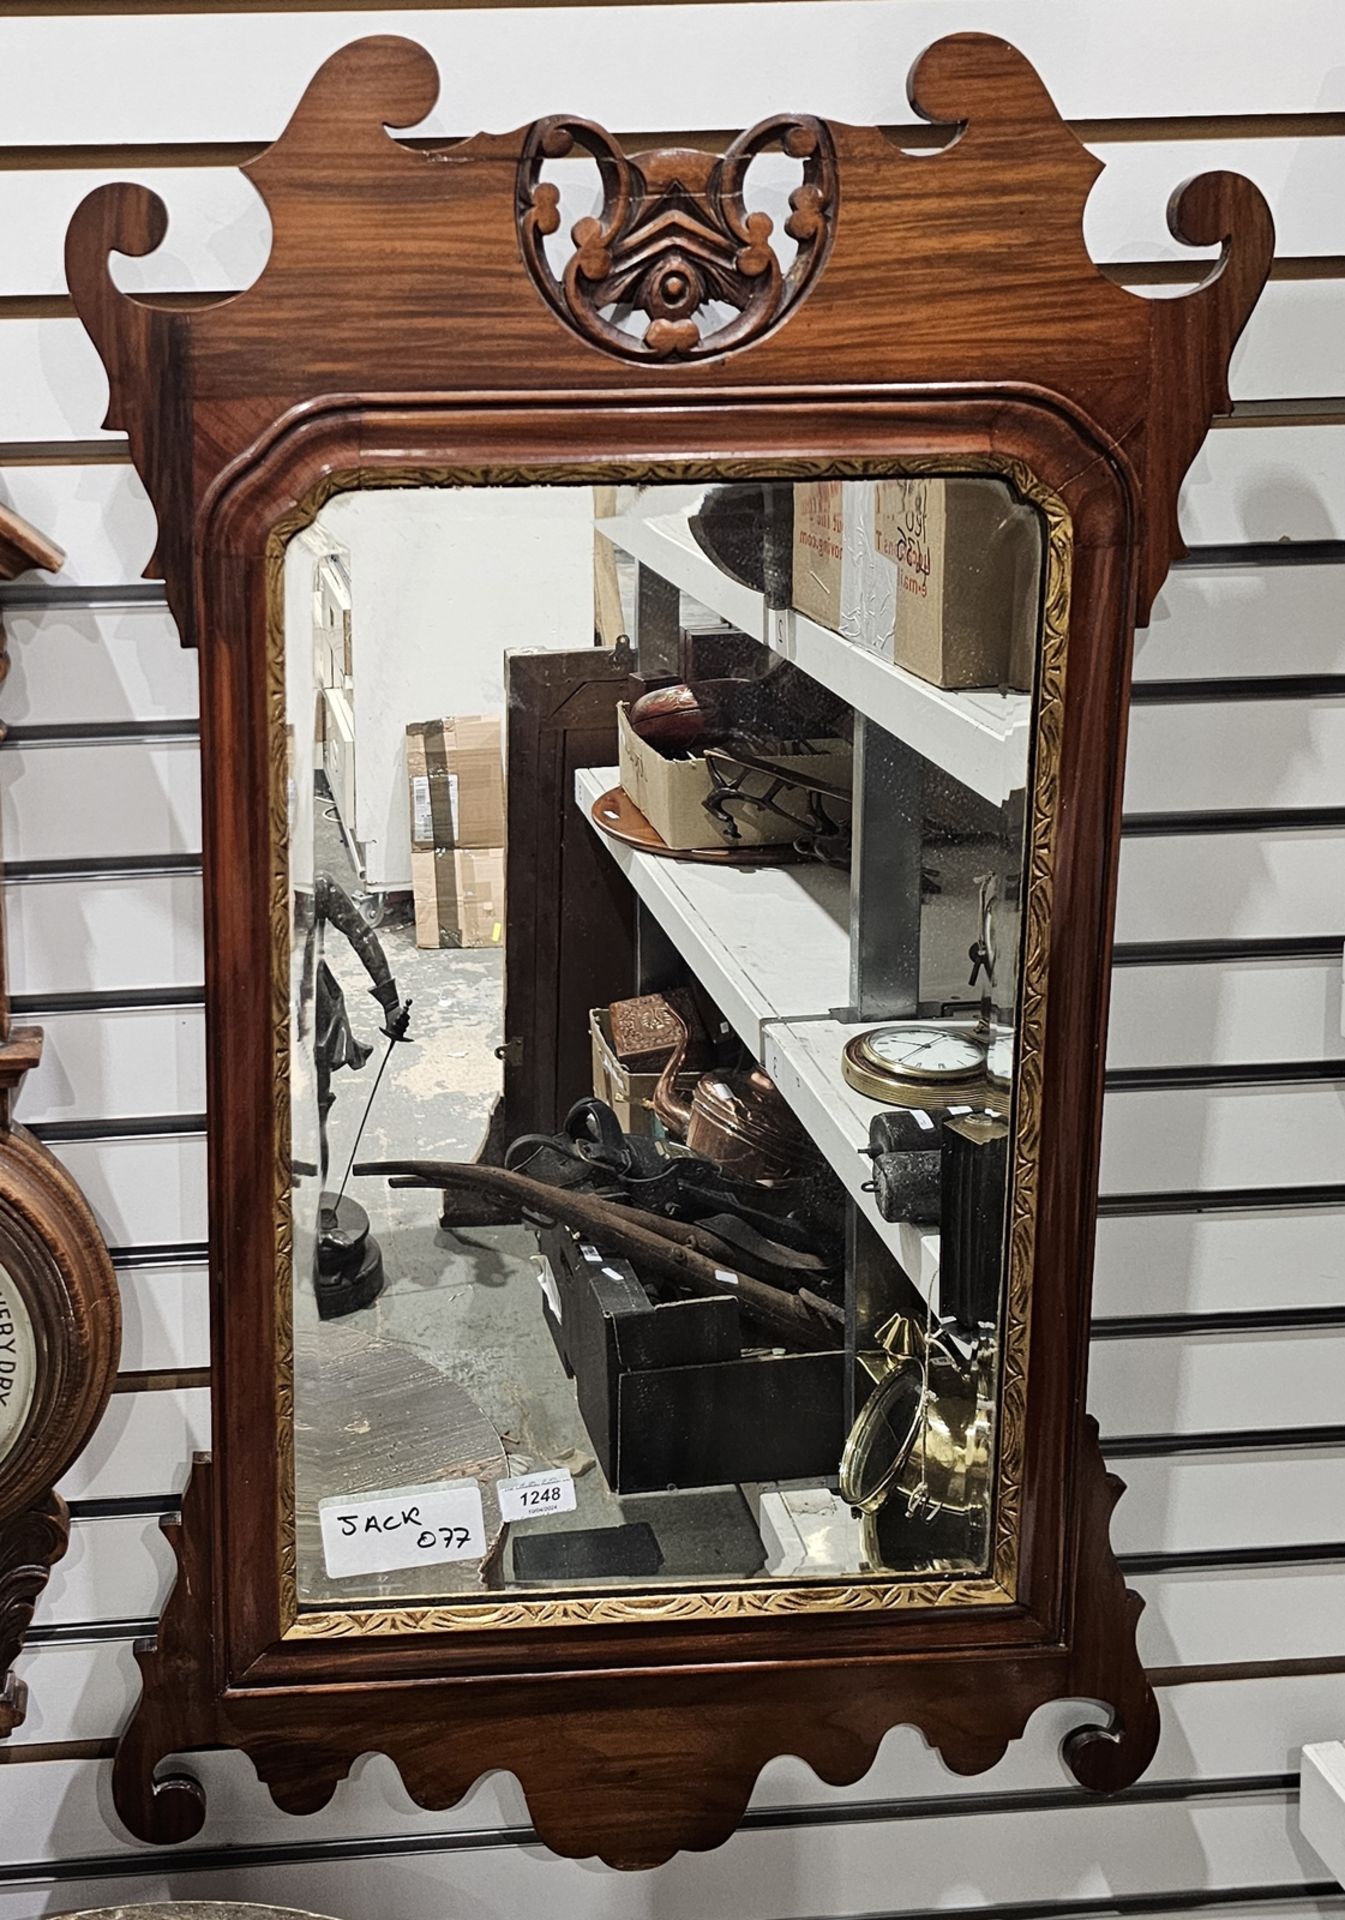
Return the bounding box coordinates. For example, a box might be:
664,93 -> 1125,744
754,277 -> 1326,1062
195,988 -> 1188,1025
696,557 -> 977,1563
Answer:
303,871 -> 411,1319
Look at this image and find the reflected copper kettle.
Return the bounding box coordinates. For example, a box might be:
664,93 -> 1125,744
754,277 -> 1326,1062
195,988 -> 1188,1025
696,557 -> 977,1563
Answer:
652,1012 -> 817,1184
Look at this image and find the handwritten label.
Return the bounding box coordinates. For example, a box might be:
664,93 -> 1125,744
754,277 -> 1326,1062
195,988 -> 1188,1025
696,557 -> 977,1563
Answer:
319,1479 -> 485,1579
497,1467 -> 577,1524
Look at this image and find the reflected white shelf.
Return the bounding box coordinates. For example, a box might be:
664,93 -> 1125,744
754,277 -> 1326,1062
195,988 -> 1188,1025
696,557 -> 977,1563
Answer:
575,769 -> 850,1049
597,500 -> 1030,808
763,1015 -> 941,1302
576,765 -> 940,1302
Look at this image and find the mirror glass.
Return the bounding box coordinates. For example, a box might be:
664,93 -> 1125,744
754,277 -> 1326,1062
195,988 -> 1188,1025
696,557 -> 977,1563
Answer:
282,472 -> 1047,1613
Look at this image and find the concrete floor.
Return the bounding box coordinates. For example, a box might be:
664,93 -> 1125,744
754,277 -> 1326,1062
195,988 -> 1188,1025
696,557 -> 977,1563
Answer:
289,784 -> 771,1603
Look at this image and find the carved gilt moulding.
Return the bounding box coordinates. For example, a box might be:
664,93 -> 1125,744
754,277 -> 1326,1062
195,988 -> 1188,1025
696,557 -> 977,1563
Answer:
0,505 -> 121,1738
262,449 -> 1066,1641
64,30 -> 1271,1869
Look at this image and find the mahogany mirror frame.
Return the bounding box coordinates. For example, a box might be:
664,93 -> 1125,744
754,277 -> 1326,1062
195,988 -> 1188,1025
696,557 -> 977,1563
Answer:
0,504 -> 122,1737
64,30 -> 1272,1866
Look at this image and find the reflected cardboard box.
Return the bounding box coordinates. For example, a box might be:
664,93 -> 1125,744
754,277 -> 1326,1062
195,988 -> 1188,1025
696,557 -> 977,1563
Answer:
411,844 -> 504,950
406,713 -> 506,850
792,477 -> 1040,692
617,703 -> 851,852
406,713 -> 506,949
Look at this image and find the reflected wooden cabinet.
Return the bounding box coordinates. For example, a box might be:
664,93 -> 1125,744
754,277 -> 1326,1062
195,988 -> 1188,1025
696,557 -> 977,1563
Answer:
65,30 -> 1271,1866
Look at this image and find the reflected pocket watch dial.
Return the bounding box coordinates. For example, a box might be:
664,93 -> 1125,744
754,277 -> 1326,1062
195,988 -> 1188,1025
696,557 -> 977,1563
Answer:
0,1260 -> 37,1469
842,1022 -> 987,1104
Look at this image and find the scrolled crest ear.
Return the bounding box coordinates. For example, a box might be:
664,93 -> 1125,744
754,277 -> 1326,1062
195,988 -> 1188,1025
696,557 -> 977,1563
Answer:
906,32 -> 1070,132
244,33 -> 442,180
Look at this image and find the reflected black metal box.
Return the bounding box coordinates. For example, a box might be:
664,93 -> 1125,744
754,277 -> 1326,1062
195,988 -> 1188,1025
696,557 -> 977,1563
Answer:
538,1225 -> 844,1494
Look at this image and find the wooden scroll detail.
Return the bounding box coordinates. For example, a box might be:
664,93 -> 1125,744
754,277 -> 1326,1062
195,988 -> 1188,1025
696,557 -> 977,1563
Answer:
0,1493 -> 64,1736
517,115 -> 838,361
111,1459 -> 213,1843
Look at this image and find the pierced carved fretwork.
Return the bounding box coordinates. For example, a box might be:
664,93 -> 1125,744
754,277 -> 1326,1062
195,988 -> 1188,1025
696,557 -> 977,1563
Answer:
518,114 -> 837,361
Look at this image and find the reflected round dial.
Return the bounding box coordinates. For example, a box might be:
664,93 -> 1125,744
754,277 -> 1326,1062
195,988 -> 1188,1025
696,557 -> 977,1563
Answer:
0,1261 -> 37,1468
986,1030 -> 1014,1089
847,1023 -> 986,1088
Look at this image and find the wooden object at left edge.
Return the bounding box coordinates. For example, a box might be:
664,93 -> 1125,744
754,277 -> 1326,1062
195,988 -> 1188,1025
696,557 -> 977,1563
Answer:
0,501 -> 122,1736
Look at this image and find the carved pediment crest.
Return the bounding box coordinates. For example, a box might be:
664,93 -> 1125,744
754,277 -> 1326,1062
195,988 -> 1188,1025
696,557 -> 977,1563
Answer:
518,114 -> 837,360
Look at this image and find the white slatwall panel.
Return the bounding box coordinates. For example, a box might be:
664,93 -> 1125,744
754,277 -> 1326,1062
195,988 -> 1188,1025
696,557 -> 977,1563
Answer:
1125,699 -> 1345,814
3,140 -> 1341,302
1181,428 -> 1345,545
3,283 -> 1337,451
2,1672 -> 1341,1846
2,430 -> 1344,596
1110,1448 -> 1345,1555
1108,957 -> 1343,1070
1,1 -> 1342,1910
1136,1564 -> 1345,1668
39,1514 -> 178,1630
2,3 -> 1343,142
7,875 -> 203,997
1094,1207 -> 1343,1319
1091,1327 -> 1345,1436
18,1008 -> 206,1126
0,1791 -> 1320,1920
45,1136 -> 206,1251
0,465 -> 155,586
1100,1083 -> 1345,1194
0,739 -> 200,862
54,1387 -> 210,1503
32,1079 -> 1345,1260
114,1261 -> 210,1373
1137,565 -> 1345,683
5,606 -> 197,727
1116,830 -> 1345,943
24,1438 -> 1345,1639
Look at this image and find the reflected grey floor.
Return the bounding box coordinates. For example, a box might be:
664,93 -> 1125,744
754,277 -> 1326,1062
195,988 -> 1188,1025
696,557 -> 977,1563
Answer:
293,786 -> 768,1607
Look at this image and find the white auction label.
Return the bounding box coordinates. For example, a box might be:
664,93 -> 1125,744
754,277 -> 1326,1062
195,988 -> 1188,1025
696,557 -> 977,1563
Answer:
319,1479 -> 485,1579
496,1467 -> 576,1523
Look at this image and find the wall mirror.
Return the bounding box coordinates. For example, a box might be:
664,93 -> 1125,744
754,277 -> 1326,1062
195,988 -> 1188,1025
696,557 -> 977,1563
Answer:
283,471 -> 1042,1610
65,28 -> 1271,1867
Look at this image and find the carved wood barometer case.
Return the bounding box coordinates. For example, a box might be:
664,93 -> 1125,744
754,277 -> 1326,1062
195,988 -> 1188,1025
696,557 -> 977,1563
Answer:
66,32 -> 1271,1866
